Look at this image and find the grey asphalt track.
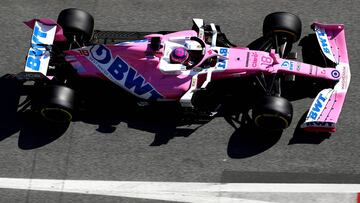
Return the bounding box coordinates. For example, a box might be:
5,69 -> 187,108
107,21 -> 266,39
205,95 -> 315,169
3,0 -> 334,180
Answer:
0,0 -> 360,202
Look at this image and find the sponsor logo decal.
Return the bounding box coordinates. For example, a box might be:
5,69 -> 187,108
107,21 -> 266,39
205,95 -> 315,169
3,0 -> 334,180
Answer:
315,28 -> 331,54
251,52 -> 258,67
304,121 -> 335,128
341,65 -> 347,90
309,93 -> 327,120
314,26 -> 336,63
331,70 -> 340,78
281,60 -> 294,70
216,48 -> 229,69
89,45 -> 163,100
246,52 -> 272,67
26,24 -> 50,71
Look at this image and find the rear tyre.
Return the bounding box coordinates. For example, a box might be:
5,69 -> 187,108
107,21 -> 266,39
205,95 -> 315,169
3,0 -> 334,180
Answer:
57,8 -> 94,44
0,75 -> 21,129
33,85 -> 76,123
252,96 -> 293,131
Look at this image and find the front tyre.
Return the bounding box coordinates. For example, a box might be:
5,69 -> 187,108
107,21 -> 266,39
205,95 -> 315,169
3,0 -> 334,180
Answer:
263,12 -> 302,43
252,96 -> 293,131
262,12 -> 302,58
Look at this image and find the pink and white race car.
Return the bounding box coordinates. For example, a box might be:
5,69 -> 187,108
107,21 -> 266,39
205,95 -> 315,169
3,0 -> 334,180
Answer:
2,9 -> 350,132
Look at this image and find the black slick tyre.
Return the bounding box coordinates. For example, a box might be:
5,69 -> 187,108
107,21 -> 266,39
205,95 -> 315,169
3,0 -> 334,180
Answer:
57,8 -> 94,43
0,75 -> 21,129
252,96 -> 293,131
263,12 -> 302,43
33,85 -> 76,123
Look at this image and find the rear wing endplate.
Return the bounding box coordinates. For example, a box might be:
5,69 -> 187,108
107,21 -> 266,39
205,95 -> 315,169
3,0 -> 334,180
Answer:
24,20 -> 57,76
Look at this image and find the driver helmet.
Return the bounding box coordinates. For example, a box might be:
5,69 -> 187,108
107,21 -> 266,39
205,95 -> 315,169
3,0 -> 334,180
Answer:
170,47 -> 189,64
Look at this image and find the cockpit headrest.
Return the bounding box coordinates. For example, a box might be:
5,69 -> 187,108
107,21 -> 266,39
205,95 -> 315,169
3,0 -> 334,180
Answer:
184,40 -> 202,51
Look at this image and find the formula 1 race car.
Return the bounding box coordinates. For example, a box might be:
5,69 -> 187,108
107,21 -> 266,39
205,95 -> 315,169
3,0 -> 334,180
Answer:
0,9 -> 350,133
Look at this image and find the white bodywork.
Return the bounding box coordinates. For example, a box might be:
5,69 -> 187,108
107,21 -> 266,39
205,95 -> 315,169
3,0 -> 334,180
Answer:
25,21 -> 57,75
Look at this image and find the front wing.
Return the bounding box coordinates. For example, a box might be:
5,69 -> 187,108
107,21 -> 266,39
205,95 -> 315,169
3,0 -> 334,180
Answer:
301,23 -> 351,132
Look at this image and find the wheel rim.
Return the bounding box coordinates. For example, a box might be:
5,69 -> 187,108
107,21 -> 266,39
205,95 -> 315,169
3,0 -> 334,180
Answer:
41,108 -> 72,123
272,29 -> 297,41
254,114 -> 289,130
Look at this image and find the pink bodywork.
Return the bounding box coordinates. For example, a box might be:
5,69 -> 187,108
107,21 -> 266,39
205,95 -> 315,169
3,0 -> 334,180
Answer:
25,19 -> 350,132
24,18 -> 67,42
301,23 -> 350,132
64,31 -> 339,99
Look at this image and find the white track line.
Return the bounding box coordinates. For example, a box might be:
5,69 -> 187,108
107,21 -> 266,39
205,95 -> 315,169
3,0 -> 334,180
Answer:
0,178 -> 360,202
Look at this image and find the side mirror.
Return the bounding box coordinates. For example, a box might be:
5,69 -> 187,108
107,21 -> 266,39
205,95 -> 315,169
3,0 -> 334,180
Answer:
150,37 -> 161,51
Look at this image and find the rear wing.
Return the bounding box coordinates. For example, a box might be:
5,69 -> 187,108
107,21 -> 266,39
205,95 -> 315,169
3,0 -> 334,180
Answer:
301,23 -> 350,132
23,19 -> 65,76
